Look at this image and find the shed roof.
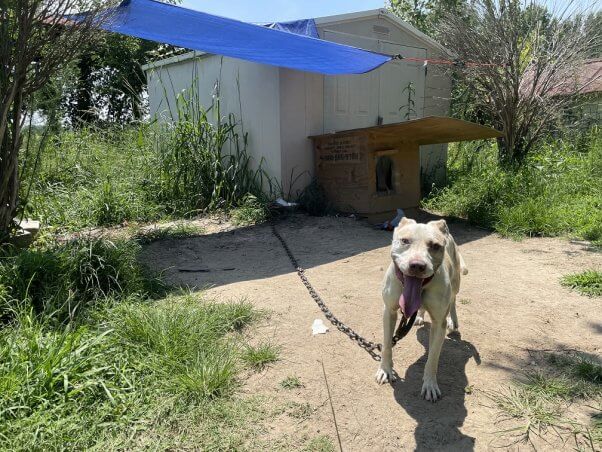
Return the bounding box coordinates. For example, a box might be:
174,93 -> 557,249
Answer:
309,116 -> 502,145
314,9 -> 450,56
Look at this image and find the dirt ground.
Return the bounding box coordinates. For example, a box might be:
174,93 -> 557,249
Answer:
141,212 -> 601,451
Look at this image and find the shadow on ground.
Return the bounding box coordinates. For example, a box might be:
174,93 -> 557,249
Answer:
140,211 -> 492,290
391,327 -> 481,451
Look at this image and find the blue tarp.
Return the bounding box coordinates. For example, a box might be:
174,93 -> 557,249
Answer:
261,19 -> 319,38
95,0 -> 392,75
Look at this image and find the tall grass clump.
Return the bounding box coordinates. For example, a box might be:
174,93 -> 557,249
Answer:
424,128 -> 602,242
0,233 -> 262,449
25,127 -> 164,230
0,236 -> 153,322
0,293 -> 260,450
147,85 -> 271,217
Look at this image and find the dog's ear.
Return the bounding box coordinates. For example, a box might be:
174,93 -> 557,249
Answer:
429,219 -> 449,235
398,217 -> 416,228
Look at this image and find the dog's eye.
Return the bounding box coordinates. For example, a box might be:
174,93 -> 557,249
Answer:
429,242 -> 442,251
401,238 -> 411,245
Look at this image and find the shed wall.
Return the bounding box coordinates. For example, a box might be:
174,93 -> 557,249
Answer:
146,55 -> 283,183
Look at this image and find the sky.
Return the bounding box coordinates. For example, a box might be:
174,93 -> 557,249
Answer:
180,0 -> 386,23
180,0 -> 598,23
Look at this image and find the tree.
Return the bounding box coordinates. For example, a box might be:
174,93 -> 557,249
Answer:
0,0 -> 116,238
388,0 -> 465,36
60,0 -> 182,125
439,0 -> 602,165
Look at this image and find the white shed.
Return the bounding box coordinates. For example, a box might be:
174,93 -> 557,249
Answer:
143,9 -> 453,195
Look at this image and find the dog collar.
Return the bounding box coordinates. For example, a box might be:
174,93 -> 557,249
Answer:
395,265 -> 434,287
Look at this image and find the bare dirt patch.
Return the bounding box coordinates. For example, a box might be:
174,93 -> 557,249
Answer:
141,213 -> 601,451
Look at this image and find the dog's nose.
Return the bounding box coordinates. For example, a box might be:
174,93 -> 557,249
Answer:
409,260 -> 426,273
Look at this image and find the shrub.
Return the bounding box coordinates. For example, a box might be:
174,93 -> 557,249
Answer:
298,180 -> 334,216
424,130 -> 602,241
0,236 -> 153,322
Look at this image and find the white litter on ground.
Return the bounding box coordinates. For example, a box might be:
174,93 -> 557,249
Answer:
312,319 -> 329,335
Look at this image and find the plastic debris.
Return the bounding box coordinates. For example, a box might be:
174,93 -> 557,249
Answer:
275,197 -> 298,208
312,318 -> 329,335
376,208 -> 405,231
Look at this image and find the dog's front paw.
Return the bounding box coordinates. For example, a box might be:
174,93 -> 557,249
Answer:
421,378 -> 441,402
375,367 -> 396,384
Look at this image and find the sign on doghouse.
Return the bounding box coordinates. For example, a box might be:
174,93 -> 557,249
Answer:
316,135 -> 367,164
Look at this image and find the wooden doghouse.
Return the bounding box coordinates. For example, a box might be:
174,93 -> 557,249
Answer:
309,116 -> 502,216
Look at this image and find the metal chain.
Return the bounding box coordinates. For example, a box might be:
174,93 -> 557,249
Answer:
271,222 -> 416,362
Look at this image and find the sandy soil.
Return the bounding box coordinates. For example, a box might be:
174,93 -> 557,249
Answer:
141,212 -> 601,451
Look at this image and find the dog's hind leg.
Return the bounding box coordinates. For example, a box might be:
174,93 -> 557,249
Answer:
447,299 -> 459,333
375,306 -> 398,384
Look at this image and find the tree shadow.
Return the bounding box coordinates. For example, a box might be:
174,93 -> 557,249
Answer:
391,327 -> 481,451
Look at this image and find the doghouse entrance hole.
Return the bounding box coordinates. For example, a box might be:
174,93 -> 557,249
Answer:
376,156 -> 394,193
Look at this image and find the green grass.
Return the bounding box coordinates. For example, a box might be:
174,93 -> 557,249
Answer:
489,351 -> 601,448
134,222 -> 205,244
423,129 -> 602,243
285,401 -> 313,420
241,342 -> 280,371
561,270 -> 602,297
303,435 -> 336,452
0,232 -> 270,450
231,194 -> 271,226
0,235 -> 159,322
24,90 -> 273,232
280,375 -> 303,389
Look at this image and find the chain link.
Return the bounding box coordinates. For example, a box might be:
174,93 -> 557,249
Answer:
271,222 -> 416,362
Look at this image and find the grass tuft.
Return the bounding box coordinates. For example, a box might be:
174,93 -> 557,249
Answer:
280,375 -> 303,390
231,194 -> 271,226
561,270 -> 602,297
241,342 -> 280,371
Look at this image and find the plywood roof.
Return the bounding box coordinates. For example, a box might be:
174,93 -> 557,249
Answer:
310,116 -> 502,145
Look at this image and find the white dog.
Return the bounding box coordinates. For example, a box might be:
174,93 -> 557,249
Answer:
375,217 -> 467,402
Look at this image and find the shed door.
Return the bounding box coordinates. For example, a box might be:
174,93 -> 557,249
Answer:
378,42 -> 426,124
323,31 -> 380,133
323,32 -> 427,132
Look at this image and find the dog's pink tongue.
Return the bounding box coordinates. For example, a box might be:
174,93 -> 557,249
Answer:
399,276 -> 423,318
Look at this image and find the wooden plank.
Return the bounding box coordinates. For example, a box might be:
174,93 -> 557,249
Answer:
309,116 -> 502,146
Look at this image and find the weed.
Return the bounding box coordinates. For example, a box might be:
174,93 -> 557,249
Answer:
424,130 -> 602,241
303,435 -> 336,452
0,291 -> 260,450
280,376 -> 303,389
298,180 -> 334,217
147,85 -> 271,216
489,351 -> 601,447
547,352 -> 602,387
135,222 -> 205,244
241,342 -> 280,371
286,401 -> 313,420
488,385 -> 565,444
561,270 -> 602,297
231,194 -> 271,226
0,236 -> 155,322
459,298 -> 471,305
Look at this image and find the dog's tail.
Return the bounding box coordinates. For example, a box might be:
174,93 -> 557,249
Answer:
459,252 -> 468,276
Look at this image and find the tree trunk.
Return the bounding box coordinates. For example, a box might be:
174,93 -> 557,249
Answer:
0,157 -> 18,238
